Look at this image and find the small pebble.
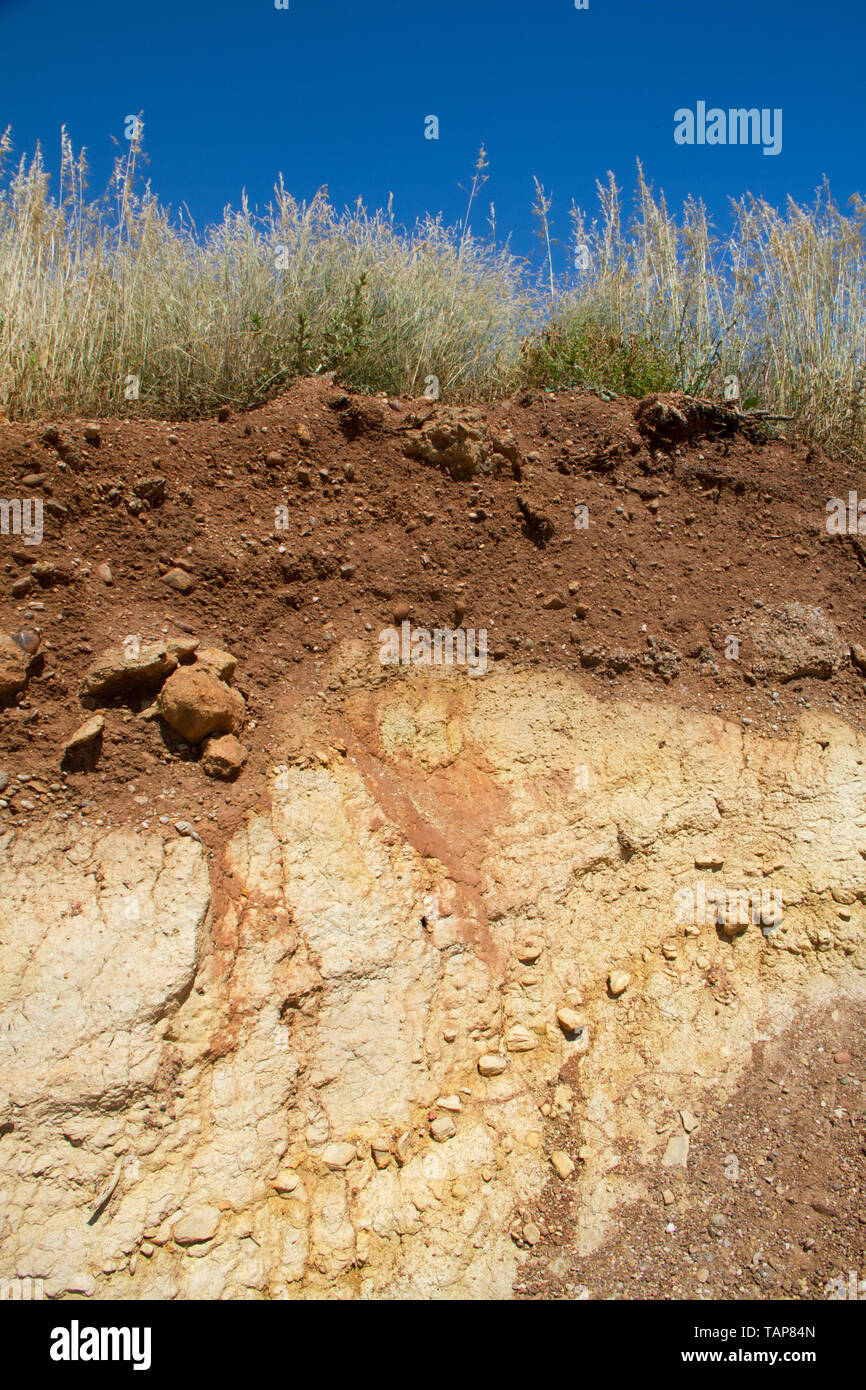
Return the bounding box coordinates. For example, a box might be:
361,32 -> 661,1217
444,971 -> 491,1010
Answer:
608,970 -> 631,997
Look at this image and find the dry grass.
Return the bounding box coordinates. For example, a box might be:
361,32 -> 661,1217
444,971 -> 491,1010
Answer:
1,132 -> 864,459
0,129 -> 530,418
558,166 -> 866,457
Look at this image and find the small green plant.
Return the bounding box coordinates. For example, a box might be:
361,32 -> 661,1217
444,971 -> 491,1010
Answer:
521,321 -> 678,397
289,311 -> 313,375
321,272 -> 371,378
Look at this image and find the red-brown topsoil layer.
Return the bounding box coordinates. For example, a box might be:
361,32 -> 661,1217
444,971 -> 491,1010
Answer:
2,376 -> 865,836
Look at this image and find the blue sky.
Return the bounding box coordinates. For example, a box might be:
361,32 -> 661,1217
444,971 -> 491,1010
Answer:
1,0 -> 864,267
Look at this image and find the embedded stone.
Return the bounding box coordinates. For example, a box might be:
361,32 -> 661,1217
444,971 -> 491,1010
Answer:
172,1206 -> 221,1245
504,1025 -> 537,1052
608,970 -> 631,997
322,1142 -> 356,1171
550,1151 -> 575,1180
478,1054 -> 508,1076
429,1115 -> 457,1142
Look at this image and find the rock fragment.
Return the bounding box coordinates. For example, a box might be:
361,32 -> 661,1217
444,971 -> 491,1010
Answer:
745,602 -> 846,683
158,667 -> 245,743
403,407 -> 497,480
371,1139 -> 392,1169
61,714 -> 105,771
556,1007 -> 583,1034
84,643 -> 178,700
171,1206 -> 221,1245
201,733 -> 247,780
662,1132 -> 690,1168
553,1084 -> 573,1115
322,1143 -> 356,1171
550,1151 -> 575,1180
133,476 -> 166,505
517,493 -> 555,546
13,630 -> 40,654
166,636 -> 199,663
161,567 -> 196,595
31,560 -> 72,587
477,1054 -> 508,1077
0,633 -> 35,702
718,905 -> 749,940
272,1171 -> 301,1194
517,937 -> 544,963
173,820 -> 201,841
429,1115 -> 457,1142
194,647 -> 237,682
436,1094 -> 462,1112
